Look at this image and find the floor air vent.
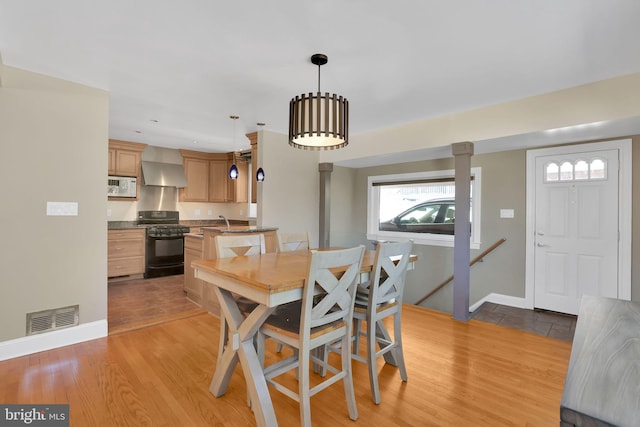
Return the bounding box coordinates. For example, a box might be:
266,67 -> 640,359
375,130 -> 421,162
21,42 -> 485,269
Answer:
27,305 -> 79,335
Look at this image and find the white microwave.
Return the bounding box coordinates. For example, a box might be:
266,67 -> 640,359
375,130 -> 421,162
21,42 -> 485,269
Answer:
108,176 -> 137,198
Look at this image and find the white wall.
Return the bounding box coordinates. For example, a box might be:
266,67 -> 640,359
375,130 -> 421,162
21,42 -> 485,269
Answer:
0,65 -> 109,345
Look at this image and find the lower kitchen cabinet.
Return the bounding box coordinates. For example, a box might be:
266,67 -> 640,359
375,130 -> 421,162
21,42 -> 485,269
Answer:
185,234 -> 221,315
184,235 -> 205,307
108,229 -> 145,279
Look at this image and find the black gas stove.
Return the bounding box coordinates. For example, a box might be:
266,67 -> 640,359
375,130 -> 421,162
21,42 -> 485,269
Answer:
137,211 -> 189,278
145,224 -> 190,237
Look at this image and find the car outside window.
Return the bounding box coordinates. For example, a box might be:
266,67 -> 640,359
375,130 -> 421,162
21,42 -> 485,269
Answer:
367,168 -> 481,248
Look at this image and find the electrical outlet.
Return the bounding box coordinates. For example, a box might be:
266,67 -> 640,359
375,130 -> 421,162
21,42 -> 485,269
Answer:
195,209 -> 201,216
239,209 -> 243,216
207,209 -> 212,215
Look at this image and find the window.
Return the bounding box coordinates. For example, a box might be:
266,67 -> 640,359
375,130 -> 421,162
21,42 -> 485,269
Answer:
544,158 -> 607,183
367,168 -> 481,248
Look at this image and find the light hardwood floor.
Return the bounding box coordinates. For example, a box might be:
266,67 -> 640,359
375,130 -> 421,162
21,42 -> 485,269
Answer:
1,305 -> 571,426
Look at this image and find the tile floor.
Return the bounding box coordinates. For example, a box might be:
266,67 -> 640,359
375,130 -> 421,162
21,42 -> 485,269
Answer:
108,274 -> 205,334
472,301 -> 577,342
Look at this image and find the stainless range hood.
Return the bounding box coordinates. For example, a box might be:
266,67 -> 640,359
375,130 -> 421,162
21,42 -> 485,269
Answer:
141,161 -> 187,188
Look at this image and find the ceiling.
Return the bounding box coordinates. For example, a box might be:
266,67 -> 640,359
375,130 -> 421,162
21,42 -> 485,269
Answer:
2,0 -> 640,160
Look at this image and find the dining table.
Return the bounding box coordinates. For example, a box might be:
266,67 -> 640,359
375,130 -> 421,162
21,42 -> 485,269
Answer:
192,248 -> 417,427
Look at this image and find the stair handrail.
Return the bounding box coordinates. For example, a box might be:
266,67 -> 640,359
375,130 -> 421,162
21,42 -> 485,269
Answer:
415,237 -> 507,306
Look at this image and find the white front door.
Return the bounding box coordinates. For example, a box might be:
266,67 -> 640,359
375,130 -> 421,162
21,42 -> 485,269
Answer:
533,149 -> 619,315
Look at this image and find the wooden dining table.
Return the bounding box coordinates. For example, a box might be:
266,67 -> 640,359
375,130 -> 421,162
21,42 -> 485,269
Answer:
192,249 -> 416,427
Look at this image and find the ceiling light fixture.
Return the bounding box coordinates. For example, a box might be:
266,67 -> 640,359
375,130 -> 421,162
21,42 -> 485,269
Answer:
289,53 -> 349,150
256,122 -> 265,182
228,115 -> 239,179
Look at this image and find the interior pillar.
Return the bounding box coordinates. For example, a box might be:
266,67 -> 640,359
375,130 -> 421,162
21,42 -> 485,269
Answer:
452,142 -> 474,321
318,162 -> 333,248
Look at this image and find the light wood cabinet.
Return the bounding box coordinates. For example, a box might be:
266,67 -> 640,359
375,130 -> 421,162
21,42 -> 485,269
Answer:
209,158 -> 229,202
248,132 -> 258,204
108,229 -> 145,279
182,157 -> 210,202
108,140 -> 146,202
108,140 -> 146,177
179,149 -> 249,203
184,235 -> 205,307
227,152 -> 248,203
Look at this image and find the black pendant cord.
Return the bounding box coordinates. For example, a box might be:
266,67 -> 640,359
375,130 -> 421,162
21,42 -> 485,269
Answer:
311,53 -> 328,94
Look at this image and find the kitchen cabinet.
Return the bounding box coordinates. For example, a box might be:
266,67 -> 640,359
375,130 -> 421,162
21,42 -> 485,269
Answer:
108,140 -> 146,177
184,235 -> 205,307
108,229 -> 145,279
209,158 -> 228,202
181,156 -> 210,202
179,149 -> 249,203
227,152 -> 248,203
248,132 -> 258,204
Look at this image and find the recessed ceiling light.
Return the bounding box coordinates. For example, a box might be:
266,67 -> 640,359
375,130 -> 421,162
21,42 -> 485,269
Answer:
193,140 -> 198,144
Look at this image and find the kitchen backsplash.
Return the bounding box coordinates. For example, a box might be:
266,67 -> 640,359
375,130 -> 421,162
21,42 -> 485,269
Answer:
107,200 -> 251,221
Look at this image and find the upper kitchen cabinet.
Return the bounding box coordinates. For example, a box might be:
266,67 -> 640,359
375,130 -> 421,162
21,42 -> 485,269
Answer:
180,151 -> 210,202
247,132 -> 258,204
108,140 -> 146,177
227,152 -> 248,203
179,149 -> 247,203
209,158 -> 229,202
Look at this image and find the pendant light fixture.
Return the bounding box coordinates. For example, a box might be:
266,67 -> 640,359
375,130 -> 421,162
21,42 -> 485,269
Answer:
256,122 -> 265,182
228,115 -> 239,179
289,53 -> 349,150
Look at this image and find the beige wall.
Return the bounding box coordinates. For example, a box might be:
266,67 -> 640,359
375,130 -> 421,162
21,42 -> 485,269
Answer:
0,65 -> 109,341
321,72 -> 640,165
257,130 -> 319,246
331,137 -> 639,313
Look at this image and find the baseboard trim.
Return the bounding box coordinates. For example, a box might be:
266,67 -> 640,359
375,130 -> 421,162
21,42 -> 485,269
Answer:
0,320 -> 108,361
470,293 -> 529,312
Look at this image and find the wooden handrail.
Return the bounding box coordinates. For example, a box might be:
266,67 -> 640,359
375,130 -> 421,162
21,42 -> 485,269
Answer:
415,238 -> 507,306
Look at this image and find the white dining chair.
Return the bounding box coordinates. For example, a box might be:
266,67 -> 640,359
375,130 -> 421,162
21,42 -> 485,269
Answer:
215,233 -> 266,258
276,231 -> 313,252
214,234 -> 265,368
257,245 -> 365,427
274,230 -> 313,354
351,240 -> 413,404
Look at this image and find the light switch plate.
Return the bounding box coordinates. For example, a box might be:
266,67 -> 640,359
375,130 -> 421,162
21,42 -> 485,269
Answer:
500,209 -> 514,218
47,202 -> 78,216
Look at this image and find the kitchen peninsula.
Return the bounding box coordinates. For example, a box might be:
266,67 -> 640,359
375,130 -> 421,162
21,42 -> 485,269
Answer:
202,225 -> 278,258
183,225 -> 278,315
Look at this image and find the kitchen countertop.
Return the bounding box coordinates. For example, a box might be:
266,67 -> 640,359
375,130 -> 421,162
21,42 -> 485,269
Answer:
185,233 -> 204,240
108,219 -> 248,230
201,225 -> 278,233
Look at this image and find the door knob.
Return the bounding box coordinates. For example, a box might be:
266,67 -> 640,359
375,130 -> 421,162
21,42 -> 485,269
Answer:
536,242 -> 547,247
